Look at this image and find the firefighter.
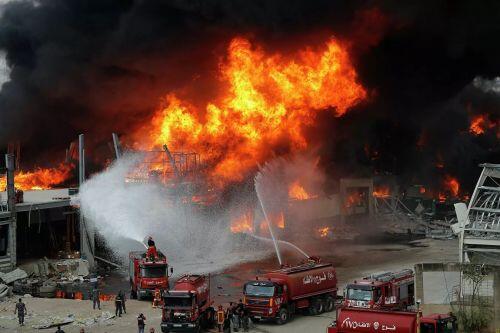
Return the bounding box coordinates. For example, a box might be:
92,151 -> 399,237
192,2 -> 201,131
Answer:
241,307 -> 250,332
115,294 -> 123,317
118,290 -> 127,314
91,286 -> 101,310
217,305 -> 225,332
235,299 -> 244,329
152,288 -> 162,308
137,313 -> 146,333
14,298 -> 26,326
146,236 -> 158,260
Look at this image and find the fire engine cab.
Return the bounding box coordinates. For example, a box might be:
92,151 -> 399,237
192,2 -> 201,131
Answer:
344,269 -> 414,310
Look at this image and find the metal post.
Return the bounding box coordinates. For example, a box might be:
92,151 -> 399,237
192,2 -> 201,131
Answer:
78,135 -> 94,266
5,154 -> 16,269
79,135 -> 85,185
112,133 -> 122,159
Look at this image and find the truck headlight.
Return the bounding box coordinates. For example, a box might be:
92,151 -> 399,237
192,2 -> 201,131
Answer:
268,308 -> 273,314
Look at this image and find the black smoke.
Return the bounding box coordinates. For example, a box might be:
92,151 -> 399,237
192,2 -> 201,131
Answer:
0,0 -> 498,193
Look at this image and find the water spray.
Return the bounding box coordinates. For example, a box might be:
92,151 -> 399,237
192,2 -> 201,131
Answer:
255,184 -> 283,266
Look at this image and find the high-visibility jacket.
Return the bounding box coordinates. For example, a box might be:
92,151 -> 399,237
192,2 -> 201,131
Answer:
217,310 -> 225,324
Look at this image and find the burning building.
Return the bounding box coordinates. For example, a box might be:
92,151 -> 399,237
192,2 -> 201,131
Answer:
0,2 -> 498,268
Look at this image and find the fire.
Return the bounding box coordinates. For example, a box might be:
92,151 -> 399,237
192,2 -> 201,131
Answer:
133,37 -> 366,185
443,175 -> 460,197
469,114 -> 497,136
277,212 -> 285,229
230,211 -> 253,233
288,180 -> 314,200
317,226 -> 330,238
345,192 -> 364,208
438,175 -> 460,201
372,186 -> 390,198
0,164 -> 73,191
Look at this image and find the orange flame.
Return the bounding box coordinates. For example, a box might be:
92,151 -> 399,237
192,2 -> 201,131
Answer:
317,226 -> 331,238
438,175 -> 460,201
288,180 -> 314,200
133,37 -> 366,185
469,115 -> 486,135
372,186 -> 390,198
443,175 -> 460,197
469,114 -> 498,136
277,212 -> 285,229
0,164 -> 73,191
230,211 -> 253,233
345,192 -> 364,208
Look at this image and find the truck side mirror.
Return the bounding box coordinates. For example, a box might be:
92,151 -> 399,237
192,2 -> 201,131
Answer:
170,267 -> 174,274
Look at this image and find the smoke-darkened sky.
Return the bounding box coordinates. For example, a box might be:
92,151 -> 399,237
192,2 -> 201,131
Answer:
0,0 -> 498,191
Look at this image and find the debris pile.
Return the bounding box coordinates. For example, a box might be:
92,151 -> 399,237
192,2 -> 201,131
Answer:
0,258 -> 92,299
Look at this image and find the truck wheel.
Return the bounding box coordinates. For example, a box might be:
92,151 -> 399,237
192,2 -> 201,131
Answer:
317,299 -> 325,314
325,296 -> 335,312
276,308 -> 289,325
309,299 -> 324,315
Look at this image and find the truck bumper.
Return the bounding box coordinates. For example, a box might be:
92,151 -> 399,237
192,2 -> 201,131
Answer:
138,288 -> 154,297
247,307 -> 275,319
161,322 -> 198,333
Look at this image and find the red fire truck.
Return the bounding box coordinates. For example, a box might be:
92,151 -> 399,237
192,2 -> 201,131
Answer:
129,250 -> 171,300
344,269 -> 414,310
243,258 -> 337,325
161,274 -> 215,333
327,307 -> 456,333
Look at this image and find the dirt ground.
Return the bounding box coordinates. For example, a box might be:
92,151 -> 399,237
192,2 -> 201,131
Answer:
0,237 -> 458,333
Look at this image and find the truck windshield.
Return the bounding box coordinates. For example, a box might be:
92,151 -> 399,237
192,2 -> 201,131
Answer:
347,288 -> 372,301
245,284 -> 275,297
141,266 -> 166,278
164,296 -> 193,308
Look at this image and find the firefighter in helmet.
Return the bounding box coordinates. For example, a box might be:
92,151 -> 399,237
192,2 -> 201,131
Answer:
146,236 -> 158,260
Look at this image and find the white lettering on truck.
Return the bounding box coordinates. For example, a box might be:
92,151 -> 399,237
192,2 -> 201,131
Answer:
341,317 -> 398,331
302,271 -> 335,285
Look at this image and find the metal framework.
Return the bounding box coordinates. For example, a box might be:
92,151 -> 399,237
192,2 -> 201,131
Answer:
126,150 -> 200,184
456,164 -> 500,263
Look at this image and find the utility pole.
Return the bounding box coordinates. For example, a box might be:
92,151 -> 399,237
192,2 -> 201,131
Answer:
5,154 -> 16,269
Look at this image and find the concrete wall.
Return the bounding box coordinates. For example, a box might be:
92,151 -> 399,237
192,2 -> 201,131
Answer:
415,262 -> 500,331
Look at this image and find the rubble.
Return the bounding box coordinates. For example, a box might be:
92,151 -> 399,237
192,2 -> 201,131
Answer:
32,314 -> 75,329
0,268 -> 28,284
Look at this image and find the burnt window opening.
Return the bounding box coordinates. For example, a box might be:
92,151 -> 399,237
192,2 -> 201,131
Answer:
0,224 -> 9,256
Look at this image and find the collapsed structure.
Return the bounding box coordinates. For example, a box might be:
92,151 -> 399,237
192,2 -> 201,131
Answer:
453,163 -> 500,263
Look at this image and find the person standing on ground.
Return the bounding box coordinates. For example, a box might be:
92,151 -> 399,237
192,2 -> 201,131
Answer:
14,298 -> 26,326
137,313 -> 146,333
118,289 -> 126,314
236,299 -> 244,329
115,293 -> 123,317
241,307 -> 250,332
217,305 -> 225,332
91,286 -> 101,310
54,325 -> 65,333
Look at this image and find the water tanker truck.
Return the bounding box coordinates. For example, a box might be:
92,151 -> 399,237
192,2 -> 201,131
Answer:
161,274 -> 215,333
243,258 -> 337,324
129,250 -> 171,300
327,307 -> 456,333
